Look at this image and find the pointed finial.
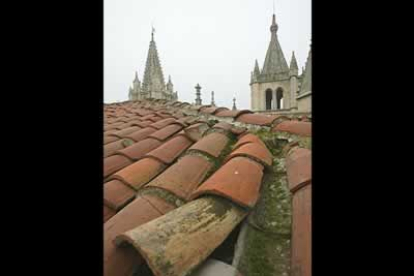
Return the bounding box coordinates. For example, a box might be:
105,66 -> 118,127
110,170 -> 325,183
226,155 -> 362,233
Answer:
151,25 -> 155,41
232,97 -> 237,110
211,91 -> 215,106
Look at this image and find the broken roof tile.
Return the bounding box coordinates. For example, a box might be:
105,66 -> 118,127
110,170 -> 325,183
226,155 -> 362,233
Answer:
286,147 -> 312,193
188,132 -> 229,158
104,179 -> 136,211
149,123 -> 183,141
272,121 -> 312,137
116,138 -> 163,160
214,109 -> 253,119
104,154 -> 133,179
190,156 -> 264,208
145,135 -> 193,164
225,142 -> 272,167
236,113 -> 287,126
147,154 -> 214,200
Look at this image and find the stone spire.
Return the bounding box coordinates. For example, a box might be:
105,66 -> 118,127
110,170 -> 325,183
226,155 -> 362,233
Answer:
232,97 -> 237,110
195,83 -> 202,105
299,45 -> 312,94
211,91 -> 215,106
289,51 -> 298,76
134,71 -> 140,83
261,13 -> 289,80
142,29 -> 165,96
166,75 -> 173,93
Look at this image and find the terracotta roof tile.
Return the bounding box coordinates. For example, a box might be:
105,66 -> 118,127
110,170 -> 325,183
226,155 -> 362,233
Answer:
111,157 -> 166,190
190,156 -> 264,208
214,109 -> 253,119
141,193 -> 177,215
149,117 -> 176,129
147,154 -> 214,200
212,121 -> 233,131
236,113 -> 288,126
129,121 -> 151,128
104,205 -> 116,223
286,147 -> 312,193
230,126 -> 248,136
108,126 -> 141,139
104,135 -> 120,145
124,127 -> 157,142
233,133 -> 266,150
188,132 -> 229,158
116,138 -> 163,160
272,121 -> 312,137
200,106 -> 229,115
104,179 -> 136,211
149,123 -> 183,141
184,123 -> 210,142
145,135 -> 193,164
104,139 -> 134,158
104,195 -> 174,276
104,154 -> 133,179
225,142 -> 272,167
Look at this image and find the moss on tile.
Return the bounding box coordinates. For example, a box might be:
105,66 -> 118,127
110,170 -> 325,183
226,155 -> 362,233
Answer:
237,226 -> 290,276
233,130 -> 292,276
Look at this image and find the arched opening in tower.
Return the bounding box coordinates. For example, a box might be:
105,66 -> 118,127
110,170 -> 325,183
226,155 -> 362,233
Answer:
276,88 -> 283,109
265,89 -> 273,110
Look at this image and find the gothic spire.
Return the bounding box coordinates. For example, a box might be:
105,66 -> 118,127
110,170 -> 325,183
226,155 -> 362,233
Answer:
232,97 -> 237,110
142,29 -> 165,94
261,13 -> 289,78
134,71 -> 140,83
290,51 -> 298,76
254,59 -> 261,76
299,45 -> 312,94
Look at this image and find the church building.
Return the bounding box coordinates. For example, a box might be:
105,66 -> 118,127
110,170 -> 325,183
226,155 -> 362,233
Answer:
128,30 -> 178,101
250,13 -> 311,114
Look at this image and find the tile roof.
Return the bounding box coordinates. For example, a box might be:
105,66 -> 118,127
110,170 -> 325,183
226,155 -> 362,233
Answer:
103,99 -> 312,276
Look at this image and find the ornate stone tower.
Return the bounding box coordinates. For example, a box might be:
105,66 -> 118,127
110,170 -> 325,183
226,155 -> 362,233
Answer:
296,45 -> 312,112
128,29 -> 178,101
250,13 -> 291,112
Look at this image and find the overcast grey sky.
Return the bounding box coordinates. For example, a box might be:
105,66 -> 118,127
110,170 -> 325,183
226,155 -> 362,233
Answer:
104,0 -> 311,109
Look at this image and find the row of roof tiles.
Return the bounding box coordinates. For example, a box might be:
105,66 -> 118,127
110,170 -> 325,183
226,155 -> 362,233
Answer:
103,99 -> 311,276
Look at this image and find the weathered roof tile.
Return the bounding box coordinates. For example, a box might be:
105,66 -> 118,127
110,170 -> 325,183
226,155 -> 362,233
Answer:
214,109 -> 252,119
190,156 -> 264,208
285,147 -> 311,192
147,155 -> 214,200
111,157 -> 166,190
236,113 -> 288,126
272,121 -> 312,137
116,138 -> 163,160
145,135 -> 193,164
225,142 -> 272,167
149,123 -> 183,141
104,179 -> 136,211
104,154 -> 133,179
188,132 -> 229,158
